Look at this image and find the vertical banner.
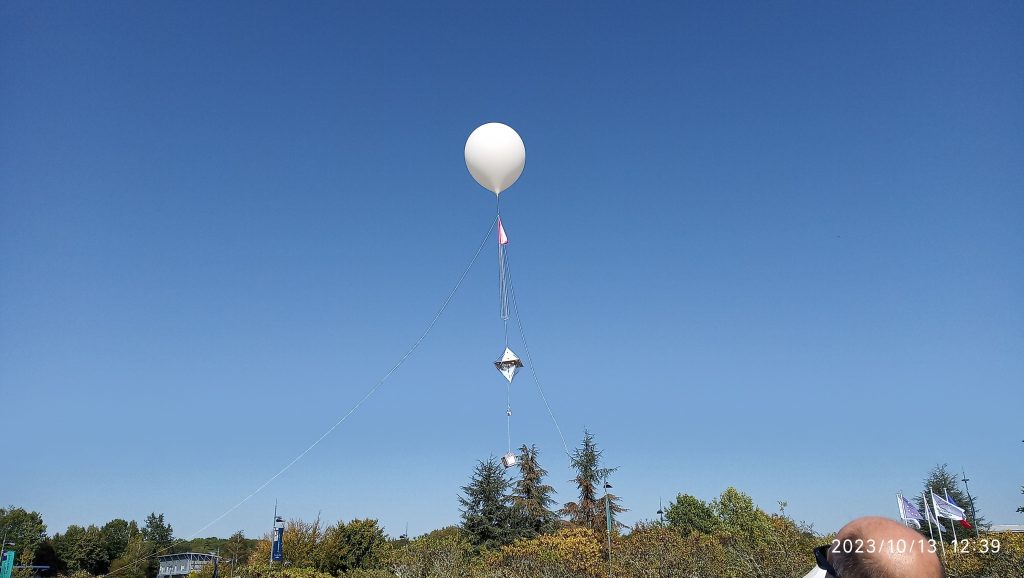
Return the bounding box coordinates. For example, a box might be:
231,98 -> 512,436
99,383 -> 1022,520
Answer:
271,517 -> 285,562
1,550 -> 14,578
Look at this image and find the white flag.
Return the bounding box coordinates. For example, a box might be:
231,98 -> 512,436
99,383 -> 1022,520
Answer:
932,491 -> 965,521
924,500 -> 945,532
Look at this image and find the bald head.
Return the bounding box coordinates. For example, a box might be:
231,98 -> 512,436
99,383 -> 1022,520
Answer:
830,517 -> 944,578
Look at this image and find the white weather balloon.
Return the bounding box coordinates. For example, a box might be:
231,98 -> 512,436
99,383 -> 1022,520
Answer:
465,123 -> 526,196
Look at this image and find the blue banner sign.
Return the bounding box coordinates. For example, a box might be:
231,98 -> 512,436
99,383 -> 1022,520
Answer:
271,517 -> 285,561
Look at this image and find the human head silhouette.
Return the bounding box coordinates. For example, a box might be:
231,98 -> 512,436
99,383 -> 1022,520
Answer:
826,516 -> 944,578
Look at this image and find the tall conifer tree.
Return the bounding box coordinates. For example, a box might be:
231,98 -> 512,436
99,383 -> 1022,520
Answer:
915,463 -> 987,538
560,430 -> 625,543
511,444 -> 558,538
459,457 -> 516,550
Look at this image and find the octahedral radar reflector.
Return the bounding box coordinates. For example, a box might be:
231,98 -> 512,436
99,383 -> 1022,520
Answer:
501,452 -> 517,468
494,347 -> 523,383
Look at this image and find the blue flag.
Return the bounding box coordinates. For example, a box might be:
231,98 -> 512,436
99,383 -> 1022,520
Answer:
899,495 -> 923,521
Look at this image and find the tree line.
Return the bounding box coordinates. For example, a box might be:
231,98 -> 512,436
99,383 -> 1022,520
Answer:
4,434 -> 1022,578
0,510 -> 257,578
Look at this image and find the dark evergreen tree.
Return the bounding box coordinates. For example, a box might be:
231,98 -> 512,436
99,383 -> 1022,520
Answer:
559,430 -> 626,544
914,463 -> 987,540
32,539 -> 61,578
510,444 -> 558,538
458,457 -> 516,550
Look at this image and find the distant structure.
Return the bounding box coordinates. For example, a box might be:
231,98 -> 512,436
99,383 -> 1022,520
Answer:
988,524 -> 1024,533
157,553 -> 220,578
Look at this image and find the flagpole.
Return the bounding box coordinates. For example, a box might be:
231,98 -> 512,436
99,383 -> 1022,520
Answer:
270,501 -> 277,572
944,488 -> 959,545
925,493 -> 937,545
926,491 -> 944,559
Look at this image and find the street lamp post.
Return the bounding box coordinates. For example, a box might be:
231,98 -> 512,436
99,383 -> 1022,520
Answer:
603,479 -> 613,578
1,541 -> 14,570
960,469 -> 981,539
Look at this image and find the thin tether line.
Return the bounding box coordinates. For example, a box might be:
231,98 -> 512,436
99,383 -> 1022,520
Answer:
506,381 -> 512,453
101,216 -> 498,577
505,253 -> 572,459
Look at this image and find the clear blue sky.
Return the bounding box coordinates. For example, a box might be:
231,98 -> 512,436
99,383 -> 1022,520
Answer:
2,1 -> 1021,540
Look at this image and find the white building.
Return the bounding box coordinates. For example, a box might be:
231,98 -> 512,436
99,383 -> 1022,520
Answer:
156,553 -> 220,578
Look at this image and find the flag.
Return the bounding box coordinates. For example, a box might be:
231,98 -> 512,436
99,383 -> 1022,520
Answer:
924,500 -> 945,532
899,495 -> 924,522
932,491 -> 966,521
947,495 -> 973,529
497,217 -> 509,245
898,494 -> 923,528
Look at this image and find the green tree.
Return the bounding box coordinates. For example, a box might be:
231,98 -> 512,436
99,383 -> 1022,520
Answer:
138,513 -> 174,578
222,531 -> 253,572
510,444 -> 558,539
100,519 -> 139,565
712,487 -> 776,554
52,525 -> 109,574
0,507 -> 48,568
485,526 -> 604,578
280,518 -> 322,568
232,566 -> 334,578
141,513 -> 174,552
664,493 -> 719,537
108,534 -> 151,578
708,488 -> 817,578
612,522 -> 729,578
33,538 -> 61,578
559,430 -> 625,544
385,526 -> 477,578
459,457 -> 517,550
914,463 -> 987,539
315,519 -> 387,574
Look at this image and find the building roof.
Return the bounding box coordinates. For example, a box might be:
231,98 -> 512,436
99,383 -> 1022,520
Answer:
988,524 -> 1024,533
157,553 -> 221,560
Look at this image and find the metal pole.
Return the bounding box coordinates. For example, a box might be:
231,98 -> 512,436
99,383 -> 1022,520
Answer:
604,478 -> 613,578
269,501 -> 276,572
926,489 -> 945,560
944,488 -> 959,545
920,493 -> 936,543
960,469 -> 981,539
